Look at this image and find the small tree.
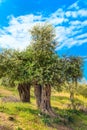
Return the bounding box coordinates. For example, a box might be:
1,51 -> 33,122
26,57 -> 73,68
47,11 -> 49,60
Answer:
63,56 -> 83,109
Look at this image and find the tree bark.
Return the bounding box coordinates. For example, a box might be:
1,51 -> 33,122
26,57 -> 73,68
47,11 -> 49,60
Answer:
70,91 -> 74,102
70,91 -> 76,109
70,80 -> 77,109
18,82 -> 31,102
34,84 -> 42,108
40,84 -> 56,117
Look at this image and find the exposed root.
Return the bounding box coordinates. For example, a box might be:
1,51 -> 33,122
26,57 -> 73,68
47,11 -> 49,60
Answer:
40,108 -> 68,123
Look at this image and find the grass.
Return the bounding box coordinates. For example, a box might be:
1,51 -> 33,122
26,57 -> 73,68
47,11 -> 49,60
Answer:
0,86 -> 87,130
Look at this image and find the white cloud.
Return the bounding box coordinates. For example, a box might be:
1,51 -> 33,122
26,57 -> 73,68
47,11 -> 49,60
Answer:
68,1 -> 80,10
65,9 -> 87,18
0,14 -> 45,50
76,33 -> 87,39
0,0 -> 87,50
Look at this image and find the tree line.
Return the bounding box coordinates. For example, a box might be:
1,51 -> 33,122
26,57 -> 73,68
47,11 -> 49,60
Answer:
0,24 -> 83,117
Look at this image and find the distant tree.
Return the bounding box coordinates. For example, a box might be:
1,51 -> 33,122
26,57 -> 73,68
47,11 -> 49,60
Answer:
78,84 -> 87,98
63,56 -> 83,108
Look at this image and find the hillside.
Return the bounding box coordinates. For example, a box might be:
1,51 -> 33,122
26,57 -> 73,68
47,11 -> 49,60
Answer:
0,86 -> 87,130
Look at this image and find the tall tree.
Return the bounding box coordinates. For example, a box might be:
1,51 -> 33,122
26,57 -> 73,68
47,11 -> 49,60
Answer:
30,24 -> 61,116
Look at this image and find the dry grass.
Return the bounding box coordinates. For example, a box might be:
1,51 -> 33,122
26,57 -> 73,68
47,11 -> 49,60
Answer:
0,87 -> 13,96
0,112 -> 14,130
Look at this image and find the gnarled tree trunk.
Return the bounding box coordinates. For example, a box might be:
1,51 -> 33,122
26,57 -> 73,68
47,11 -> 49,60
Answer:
34,84 -> 57,117
34,84 -> 42,108
18,82 -> 31,102
40,84 -> 56,117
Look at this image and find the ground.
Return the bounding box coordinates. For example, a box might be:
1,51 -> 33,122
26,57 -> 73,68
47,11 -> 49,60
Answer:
0,86 -> 87,130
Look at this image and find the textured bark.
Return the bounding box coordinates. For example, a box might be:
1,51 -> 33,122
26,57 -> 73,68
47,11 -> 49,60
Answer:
18,82 -> 30,102
40,84 -> 56,117
40,84 -> 51,112
34,84 -> 57,117
34,84 -> 42,108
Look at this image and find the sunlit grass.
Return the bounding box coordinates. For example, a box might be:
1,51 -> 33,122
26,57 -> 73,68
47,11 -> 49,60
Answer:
0,86 -> 87,130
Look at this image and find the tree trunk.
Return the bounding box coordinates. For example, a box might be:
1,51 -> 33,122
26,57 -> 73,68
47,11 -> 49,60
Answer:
18,82 -> 31,102
40,84 -> 56,117
70,80 -> 77,109
70,91 -> 74,102
70,91 -> 75,109
34,84 -> 42,108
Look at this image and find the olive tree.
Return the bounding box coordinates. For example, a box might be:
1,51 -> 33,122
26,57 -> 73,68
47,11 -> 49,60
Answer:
63,56 -> 83,108
0,49 -> 33,102
30,24 -> 62,116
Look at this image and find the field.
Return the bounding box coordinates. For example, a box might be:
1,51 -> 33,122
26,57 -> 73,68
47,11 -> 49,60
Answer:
0,86 -> 87,130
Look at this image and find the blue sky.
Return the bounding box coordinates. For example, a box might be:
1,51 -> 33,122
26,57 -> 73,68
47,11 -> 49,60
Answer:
0,0 -> 87,82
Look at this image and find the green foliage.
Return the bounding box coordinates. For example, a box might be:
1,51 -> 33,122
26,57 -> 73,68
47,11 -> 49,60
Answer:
62,56 -> 83,82
1,77 -> 15,87
30,23 -> 64,86
16,127 -> 23,130
0,48 -> 34,85
60,56 -> 84,108
0,24 -> 84,89
78,84 -> 87,97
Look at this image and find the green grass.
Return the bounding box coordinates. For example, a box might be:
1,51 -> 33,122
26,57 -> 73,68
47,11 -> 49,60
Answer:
0,86 -> 87,130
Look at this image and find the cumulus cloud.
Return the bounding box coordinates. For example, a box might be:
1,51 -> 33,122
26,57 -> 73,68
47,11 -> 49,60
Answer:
0,0 -> 87,50
0,14 -> 46,50
65,9 -> 87,18
68,1 -> 80,10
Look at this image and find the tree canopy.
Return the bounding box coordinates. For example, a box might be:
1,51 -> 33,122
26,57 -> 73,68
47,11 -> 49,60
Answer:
0,23 -> 84,110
